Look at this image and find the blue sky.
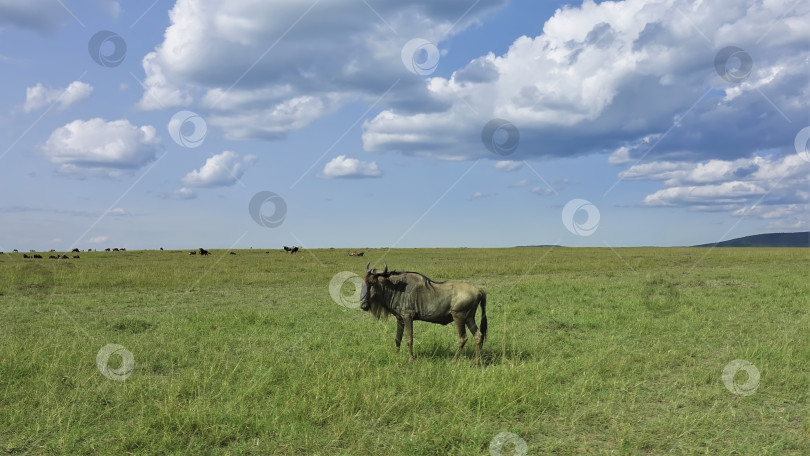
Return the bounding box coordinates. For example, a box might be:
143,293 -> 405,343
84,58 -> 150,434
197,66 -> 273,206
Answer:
1,0 -> 808,250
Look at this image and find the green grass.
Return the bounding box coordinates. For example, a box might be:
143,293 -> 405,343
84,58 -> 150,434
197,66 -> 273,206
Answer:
1,247 -> 808,455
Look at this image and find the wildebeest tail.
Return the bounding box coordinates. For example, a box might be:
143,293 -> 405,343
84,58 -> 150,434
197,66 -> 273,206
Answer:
480,292 -> 487,345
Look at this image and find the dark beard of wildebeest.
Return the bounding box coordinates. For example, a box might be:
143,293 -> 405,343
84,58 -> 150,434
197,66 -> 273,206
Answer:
360,263 -> 488,363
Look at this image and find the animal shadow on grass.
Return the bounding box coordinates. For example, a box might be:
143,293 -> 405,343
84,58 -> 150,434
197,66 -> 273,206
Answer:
111,317 -> 155,334
414,339 -> 532,366
642,276 -> 682,315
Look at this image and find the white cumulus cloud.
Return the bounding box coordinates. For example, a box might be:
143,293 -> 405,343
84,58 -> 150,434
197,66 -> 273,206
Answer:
362,0 -> 810,162
42,118 -> 161,177
136,0 -> 506,138
494,160 -> 523,172
181,151 -> 257,187
24,81 -> 92,112
624,152 -> 810,228
320,155 -> 382,179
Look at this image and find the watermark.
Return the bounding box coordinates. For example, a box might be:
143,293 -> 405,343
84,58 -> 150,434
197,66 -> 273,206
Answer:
489,431 -> 527,456
722,359 -> 760,396
88,30 -> 127,68
714,46 -> 752,84
794,126 -> 810,163
168,111 -> 207,148
401,38 -> 440,76
249,191 -> 287,228
481,119 -> 520,156
561,199 -> 600,236
96,343 -> 135,381
328,271 -> 363,308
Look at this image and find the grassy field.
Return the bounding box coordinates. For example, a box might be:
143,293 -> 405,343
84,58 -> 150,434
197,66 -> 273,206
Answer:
1,247 -> 808,455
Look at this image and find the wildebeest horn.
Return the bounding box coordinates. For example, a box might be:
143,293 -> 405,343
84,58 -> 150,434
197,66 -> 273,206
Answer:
383,263 -> 388,274
366,262 -> 370,272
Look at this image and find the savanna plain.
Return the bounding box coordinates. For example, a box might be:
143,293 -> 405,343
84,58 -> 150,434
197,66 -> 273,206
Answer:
0,247 -> 808,455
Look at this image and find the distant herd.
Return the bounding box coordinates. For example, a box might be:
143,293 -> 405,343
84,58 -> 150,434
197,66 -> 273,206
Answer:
1,246 -> 378,259
0,246 -> 357,259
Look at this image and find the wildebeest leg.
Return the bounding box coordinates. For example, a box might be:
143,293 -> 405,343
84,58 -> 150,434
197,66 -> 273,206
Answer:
395,318 -> 404,354
404,316 -> 414,362
451,312 -> 468,363
465,316 -> 482,364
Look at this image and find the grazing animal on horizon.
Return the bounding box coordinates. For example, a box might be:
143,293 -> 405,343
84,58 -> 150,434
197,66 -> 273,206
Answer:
112,248 -> 119,252
283,246 -> 291,253
290,246 -> 299,254
199,248 -> 210,256
360,263 -> 487,363
105,248 -> 111,252
72,248 -> 80,252
13,249 -> 18,253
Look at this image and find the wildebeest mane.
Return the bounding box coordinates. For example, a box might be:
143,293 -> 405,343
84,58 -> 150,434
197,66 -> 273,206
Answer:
380,270 -> 445,288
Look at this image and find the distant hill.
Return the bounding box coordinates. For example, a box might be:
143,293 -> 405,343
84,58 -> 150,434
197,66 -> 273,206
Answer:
693,232 -> 809,247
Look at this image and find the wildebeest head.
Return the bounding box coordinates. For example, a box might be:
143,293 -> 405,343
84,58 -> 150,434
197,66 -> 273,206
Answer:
360,262 -> 389,315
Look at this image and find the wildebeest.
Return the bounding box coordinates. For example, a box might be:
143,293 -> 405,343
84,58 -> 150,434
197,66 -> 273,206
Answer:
349,251 -> 365,257
23,254 -> 30,258
189,251 -> 197,255
283,246 -> 291,253
291,246 -> 299,254
57,254 -> 68,259
49,255 -> 57,259
360,263 -> 488,363
105,248 -> 111,252
199,248 -> 210,256
112,248 -> 119,252
72,248 -> 79,252
160,247 -> 164,251
120,248 -> 126,251
72,255 -> 80,259
33,254 -> 43,259
229,251 -> 236,255
13,249 -> 18,252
